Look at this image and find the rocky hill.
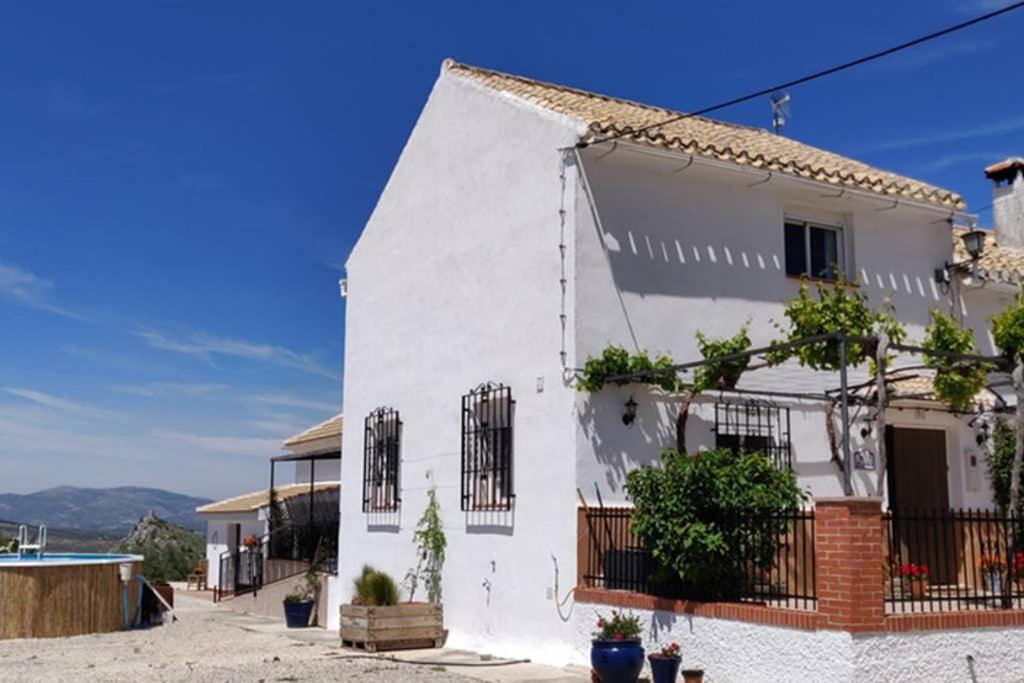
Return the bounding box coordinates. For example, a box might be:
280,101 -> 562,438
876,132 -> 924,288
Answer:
110,512 -> 205,582
0,486 -> 210,532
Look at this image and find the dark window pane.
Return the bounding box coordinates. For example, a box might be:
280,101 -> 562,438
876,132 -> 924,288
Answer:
810,226 -> 839,280
784,223 -> 806,276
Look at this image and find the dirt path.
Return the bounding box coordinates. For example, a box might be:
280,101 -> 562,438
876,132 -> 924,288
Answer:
0,594 -> 472,682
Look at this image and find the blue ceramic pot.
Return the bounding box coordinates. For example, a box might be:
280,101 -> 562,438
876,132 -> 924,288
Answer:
283,600 -> 314,628
648,654 -> 681,683
591,639 -> 644,683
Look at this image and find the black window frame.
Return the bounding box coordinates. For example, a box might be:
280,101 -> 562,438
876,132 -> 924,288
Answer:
461,382 -> 515,511
713,399 -> 792,471
362,406 -> 402,513
784,218 -> 844,282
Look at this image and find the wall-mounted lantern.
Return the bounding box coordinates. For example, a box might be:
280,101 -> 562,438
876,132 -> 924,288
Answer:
935,229 -> 987,284
622,395 -> 638,426
976,421 -> 991,446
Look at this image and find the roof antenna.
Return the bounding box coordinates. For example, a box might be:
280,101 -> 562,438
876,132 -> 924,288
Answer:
770,91 -> 791,135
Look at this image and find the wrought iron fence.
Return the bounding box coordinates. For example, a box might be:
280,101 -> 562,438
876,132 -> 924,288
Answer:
884,509 -> 1024,613
580,506 -> 816,610
217,520 -> 338,599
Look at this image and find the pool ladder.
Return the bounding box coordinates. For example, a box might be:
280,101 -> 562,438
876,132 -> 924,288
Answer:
17,524 -> 46,559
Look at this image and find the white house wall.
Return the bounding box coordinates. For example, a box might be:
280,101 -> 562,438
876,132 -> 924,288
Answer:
573,145 -> 1007,506
202,512 -> 264,589
294,459 -> 340,484
336,69 -> 586,663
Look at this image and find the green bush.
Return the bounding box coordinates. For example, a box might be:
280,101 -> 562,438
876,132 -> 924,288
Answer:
922,308 -> 990,412
988,419 -> 1022,516
353,565 -> 399,606
993,291 -> 1024,361
625,448 -> 805,599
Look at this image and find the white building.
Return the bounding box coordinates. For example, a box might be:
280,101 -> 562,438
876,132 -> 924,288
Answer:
335,60 -> 1024,677
198,414 -> 341,593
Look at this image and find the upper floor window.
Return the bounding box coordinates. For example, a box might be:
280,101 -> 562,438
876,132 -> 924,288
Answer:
714,399 -> 792,470
461,383 -> 515,511
362,407 -> 401,512
784,219 -> 844,281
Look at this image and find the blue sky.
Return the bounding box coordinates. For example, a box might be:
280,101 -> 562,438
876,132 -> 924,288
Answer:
1,1 -> 1021,499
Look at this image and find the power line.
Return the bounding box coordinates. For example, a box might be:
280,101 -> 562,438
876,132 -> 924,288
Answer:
579,1 -> 1024,148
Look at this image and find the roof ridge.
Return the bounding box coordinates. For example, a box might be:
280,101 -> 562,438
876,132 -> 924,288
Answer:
440,58 -> 964,210
443,58 -> 765,136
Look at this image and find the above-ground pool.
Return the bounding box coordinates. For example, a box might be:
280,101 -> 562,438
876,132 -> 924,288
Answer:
0,553 -> 143,639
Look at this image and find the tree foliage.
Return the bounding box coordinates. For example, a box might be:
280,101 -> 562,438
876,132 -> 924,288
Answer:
768,274 -> 905,370
625,449 -> 805,599
692,325 -> 752,393
922,308 -> 990,412
988,419 -> 1023,516
992,291 -> 1024,361
577,346 -> 683,393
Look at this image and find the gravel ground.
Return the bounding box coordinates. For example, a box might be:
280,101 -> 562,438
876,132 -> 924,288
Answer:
0,595 -> 473,683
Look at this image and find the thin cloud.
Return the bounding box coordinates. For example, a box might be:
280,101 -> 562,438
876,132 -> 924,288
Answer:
135,329 -> 340,380
153,430 -> 281,456
865,40 -> 990,73
0,263 -> 86,321
2,387 -> 107,418
860,115 -> 1024,154
112,382 -> 231,398
249,393 -> 339,414
916,151 -> 1005,173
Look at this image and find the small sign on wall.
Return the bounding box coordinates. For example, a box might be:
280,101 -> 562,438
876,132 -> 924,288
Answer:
965,450 -> 981,492
854,447 -> 876,471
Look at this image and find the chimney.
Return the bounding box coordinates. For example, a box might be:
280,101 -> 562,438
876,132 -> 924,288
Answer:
986,157 -> 1024,248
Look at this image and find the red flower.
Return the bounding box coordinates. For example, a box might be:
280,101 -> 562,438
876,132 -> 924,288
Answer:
614,633 -> 623,640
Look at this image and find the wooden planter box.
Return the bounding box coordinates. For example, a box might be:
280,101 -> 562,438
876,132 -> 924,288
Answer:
340,603 -> 444,651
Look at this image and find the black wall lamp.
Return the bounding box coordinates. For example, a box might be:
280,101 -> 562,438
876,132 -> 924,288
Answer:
622,395 -> 638,426
935,229 -> 987,284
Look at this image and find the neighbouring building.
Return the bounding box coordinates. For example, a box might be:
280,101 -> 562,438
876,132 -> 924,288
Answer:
335,59 -> 1024,680
198,414 -> 341,599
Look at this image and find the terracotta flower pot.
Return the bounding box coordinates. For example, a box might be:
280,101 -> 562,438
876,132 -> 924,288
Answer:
682,669 -> 705,683
908,578 -> 927,599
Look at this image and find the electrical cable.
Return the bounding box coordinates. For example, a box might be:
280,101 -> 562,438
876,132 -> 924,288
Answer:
579,1 -> 1024,148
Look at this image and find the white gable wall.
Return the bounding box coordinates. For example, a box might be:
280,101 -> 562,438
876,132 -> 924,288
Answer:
336,70 -> 585,662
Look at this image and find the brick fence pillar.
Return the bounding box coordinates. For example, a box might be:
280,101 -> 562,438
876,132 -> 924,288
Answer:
814,497 -> 885,633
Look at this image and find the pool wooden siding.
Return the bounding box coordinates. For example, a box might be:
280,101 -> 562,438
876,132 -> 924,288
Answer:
0,560 -> 142,639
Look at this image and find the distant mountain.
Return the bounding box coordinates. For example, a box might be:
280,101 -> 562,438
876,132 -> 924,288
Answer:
0,486 -> 211,533
111,512 -> 205,582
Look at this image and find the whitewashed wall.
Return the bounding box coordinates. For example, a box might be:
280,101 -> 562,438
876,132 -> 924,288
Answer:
573,145 -> 1008,506
202,512 -> 264,589
574,602 -> 1024,682
573,602 -> 853,682
294,459 -> 340,484
335,67 -> 585,663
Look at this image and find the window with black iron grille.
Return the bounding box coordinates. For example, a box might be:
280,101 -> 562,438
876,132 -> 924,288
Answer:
362,407 -> 401,512
714,399 -> 792,470
461,383 -> 514,511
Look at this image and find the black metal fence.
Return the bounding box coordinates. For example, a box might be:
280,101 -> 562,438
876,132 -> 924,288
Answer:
884,509 -> 1024,613
580,506 -> 816,610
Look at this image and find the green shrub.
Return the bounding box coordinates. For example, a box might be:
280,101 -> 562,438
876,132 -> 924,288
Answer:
353,565 -> 399,606
625,448 -> 805,600
922,308 -> 990,412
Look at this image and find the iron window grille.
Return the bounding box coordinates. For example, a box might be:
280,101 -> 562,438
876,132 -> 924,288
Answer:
714,398 -> 792,470
461,382 -> 515,511
362,407 -> 401,512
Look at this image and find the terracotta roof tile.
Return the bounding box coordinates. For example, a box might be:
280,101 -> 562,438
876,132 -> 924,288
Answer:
444,60 -> 964,210
196,481 -> 339,515
283,414 -> 342,448
952,228 -> 1024,286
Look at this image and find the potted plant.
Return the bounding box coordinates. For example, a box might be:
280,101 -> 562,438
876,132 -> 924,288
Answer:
981,555 -> 1006,595
341,565 -> 445,650
898,562 -> 929,599
282,558 -> 320,628
648,642 -> 681,683
590,610 -> 643,683
242,534 -> 259,549
681,668 -> 705,683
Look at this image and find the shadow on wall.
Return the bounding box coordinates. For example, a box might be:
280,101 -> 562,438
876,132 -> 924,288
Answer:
578,385 -> 709,496
599,223 -> 943,332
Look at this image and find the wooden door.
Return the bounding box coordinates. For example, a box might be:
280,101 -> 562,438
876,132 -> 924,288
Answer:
886,427 -> 955,584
